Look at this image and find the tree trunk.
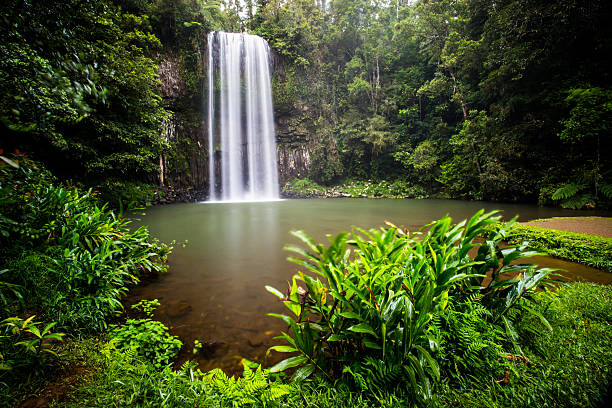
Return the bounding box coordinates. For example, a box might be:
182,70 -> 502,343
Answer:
449,67 -> 485,198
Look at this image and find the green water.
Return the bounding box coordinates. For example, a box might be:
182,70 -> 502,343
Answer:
129,198 -> 610,373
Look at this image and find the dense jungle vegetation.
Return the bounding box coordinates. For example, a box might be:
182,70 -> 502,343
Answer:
1,0 -> 611,207
1,0 -> 612,407
258,0 -> 612,207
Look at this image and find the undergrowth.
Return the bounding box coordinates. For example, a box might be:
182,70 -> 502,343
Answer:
282,178 -> 429,199
50,283 -> 612,408
2,157 -> 610,407
0,155 -> 171,403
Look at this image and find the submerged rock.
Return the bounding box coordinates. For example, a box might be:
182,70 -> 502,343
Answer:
165,301 -> 192,318
247,333 -> 267,348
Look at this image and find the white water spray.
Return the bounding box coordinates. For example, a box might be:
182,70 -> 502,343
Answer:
207,32 -> 279,202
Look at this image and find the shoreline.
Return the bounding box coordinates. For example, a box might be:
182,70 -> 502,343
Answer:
521,216 -> 612,238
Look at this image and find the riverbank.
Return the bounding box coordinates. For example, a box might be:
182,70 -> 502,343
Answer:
510,217 -> 612,272
22,279 -> 612,408
281,178 -> 430,199
521,216 -> 612,238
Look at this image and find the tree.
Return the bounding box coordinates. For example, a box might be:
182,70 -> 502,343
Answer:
0,0 -> 167,183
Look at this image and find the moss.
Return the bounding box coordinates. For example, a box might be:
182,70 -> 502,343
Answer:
506,224 -> 612,272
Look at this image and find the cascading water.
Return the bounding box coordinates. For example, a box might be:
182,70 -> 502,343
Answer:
207,31 -> 280,202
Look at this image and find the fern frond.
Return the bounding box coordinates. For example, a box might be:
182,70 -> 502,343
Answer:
600,183 -> 612,199
560,193 -> 595,209
552,183 -> 584,200
204,363 -> 289,407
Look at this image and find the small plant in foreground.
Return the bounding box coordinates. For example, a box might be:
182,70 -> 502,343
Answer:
0,315 -> 64,377
109,316 -> 182,369
204,361 -> 291,407
131,298 -> 161,318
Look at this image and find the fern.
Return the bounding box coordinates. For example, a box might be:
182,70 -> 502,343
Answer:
600,183 -> 612,199
552,183 -> 584,200
560,193 -> 596,209
436,297 -> 504,380
551,183 -> 598,209
342,356 -> 404,396
203,362 -> 291,407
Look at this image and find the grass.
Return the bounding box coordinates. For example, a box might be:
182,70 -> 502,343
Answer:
529,216 -> 608,222
506,224 -> 612,272
435,282 -> 612,407
25,283 -> 610,408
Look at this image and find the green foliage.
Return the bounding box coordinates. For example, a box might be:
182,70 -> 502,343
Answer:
331,179 -> 427,198
109,298 -> 181,369
552,183 -> 586,201
192,339 -> 203,355
263,0 -> 611,204
0,156 -> 171,332
61,339 -> 295,408
95,179 -> 155,210
0,154 -> 172,401
0,315 -> 64,384
436,283 -> 612,408
109,317 -> 182,369
204,362 -> 291,407
62,344 -> 209,408
559,87 -> 612,144
34,282 -> 611,408
551,183 -> 596,209
282,178 -> 326,197
0,269 -> 23,311
266,210 -> 554,402
282,178 -> 429,199
505,223 -> 612,272
0,0 -> 168,184
131,298 -> 161,318
433,295 -> 504,380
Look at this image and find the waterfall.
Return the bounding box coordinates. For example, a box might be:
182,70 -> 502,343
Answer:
207,31 -> 280,202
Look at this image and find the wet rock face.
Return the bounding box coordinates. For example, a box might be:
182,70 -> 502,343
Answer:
156,52 -> 208,192
158,56 -> 185,103
274,101 -> 314,184
277,144 -> 311,185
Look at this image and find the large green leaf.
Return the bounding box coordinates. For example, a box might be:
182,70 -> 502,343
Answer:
348,323 -> 379,338
269,356 -> 308,373
266,345 -> 298,356
291,363 -> 316,382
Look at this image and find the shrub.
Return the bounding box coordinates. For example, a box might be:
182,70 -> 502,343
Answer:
266,210 -> 555,402
0,155 -> 171,331
108,299 -> 181,369
109,318 -> 182,369
95,179 -> 155,210
0,315 -> 64,384
281,178 -> 429,198
282,178 -> 326,197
